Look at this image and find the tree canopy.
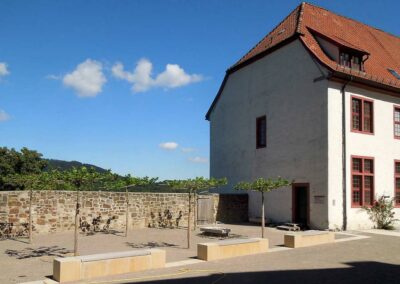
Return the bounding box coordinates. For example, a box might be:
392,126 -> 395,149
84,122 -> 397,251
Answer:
0,147 -> 160,191
0,147 -> 47,176
235,177 -> 291,193
167,177 -> 228,192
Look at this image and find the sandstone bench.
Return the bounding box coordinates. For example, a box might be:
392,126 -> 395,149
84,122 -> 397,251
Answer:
53,249 -> 165,283
284,230 -> 335,248
200,226 -> 231,237
197,238 -> 269,261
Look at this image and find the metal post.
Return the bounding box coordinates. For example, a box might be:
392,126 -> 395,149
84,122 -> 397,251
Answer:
29,188 -> 33,244
74,188 -> 80,256
187,191 -> 192,249
125,187 -> 129,237
193,192 -> 197,230
261,192 -> 265,238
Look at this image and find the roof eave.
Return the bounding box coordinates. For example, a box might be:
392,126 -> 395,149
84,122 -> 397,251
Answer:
205,34 -> 300,120
329,71 -> 400,97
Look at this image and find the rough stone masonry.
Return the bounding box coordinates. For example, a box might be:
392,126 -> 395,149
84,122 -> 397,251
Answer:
0,191 -> 248,234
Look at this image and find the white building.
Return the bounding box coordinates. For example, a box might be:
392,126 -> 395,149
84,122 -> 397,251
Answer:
206,2 -> 400,230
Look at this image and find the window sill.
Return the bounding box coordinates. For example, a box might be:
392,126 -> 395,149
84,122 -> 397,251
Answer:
351,205 -> 372,208
351,130 -> 374,136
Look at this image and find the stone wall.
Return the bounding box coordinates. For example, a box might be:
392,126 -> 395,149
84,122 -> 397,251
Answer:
0,191 -> 248,234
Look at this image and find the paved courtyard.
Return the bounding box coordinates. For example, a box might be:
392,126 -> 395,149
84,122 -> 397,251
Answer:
0,224 -> 399,284
0,224 -> 285,283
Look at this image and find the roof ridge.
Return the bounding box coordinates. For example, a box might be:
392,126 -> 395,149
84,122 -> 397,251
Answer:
303,2 -> 399,39
295,2 -> 306,34
230,3 -> 303,70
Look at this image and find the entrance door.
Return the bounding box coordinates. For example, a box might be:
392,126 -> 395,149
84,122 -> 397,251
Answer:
292,184 -> 309,227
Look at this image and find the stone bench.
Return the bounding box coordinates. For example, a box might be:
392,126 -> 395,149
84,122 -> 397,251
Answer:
200,226 -> 231,237
197,238 -> 269,261
284,230 -> 335,248
53,249 -> 165,283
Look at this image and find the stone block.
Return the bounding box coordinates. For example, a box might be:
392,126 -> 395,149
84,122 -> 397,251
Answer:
53,249 -> 165,282
53,257 -> 81,283
284,231 -> 335,248
197,238 -> 269,261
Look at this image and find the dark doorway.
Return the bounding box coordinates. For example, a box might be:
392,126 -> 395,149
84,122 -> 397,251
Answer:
292,183 -> 309,227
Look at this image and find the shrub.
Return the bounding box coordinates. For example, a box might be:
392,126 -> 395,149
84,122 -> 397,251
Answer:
363,196 -> 399,230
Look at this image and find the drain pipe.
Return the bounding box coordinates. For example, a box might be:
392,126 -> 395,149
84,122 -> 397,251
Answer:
341,76 -> 352,231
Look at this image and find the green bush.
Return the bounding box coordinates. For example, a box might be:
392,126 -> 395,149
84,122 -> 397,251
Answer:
363,196 -> 399,230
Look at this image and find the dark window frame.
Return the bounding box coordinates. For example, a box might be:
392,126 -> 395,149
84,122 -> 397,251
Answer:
339,48 -> 364,71
394,106 -> 400,139
351,156 -> 374,208
256,115 -> 267,149
351,96 -> 374,135
395,160 -> 400,207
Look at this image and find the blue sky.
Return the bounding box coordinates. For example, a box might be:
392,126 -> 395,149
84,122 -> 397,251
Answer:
0,0 -> 398,180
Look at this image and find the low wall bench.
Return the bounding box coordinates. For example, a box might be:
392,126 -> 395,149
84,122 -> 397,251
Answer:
197,238 -> 269,261
284,230 -> 335,248
53,249 -> 166,283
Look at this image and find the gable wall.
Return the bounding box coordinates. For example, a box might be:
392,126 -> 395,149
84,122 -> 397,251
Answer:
209,39 -> 330,229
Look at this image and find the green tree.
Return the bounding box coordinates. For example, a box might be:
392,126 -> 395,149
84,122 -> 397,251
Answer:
3,172 -> 59,243
0,147 -> 48,190
0,147 -> 21,176
19,147 -> 48,174
64,167 -> 103,256
168,177 -> 227,249
235,177 -> 291,238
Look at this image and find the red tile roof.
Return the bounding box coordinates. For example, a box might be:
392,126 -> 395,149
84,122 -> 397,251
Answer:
233,2 -> 400,90
206,2 -> 400,120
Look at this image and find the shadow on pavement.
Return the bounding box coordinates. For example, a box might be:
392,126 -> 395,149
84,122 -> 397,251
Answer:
121,261 -> 400,284
5,246 -> 72,259
125,242 -> 177,249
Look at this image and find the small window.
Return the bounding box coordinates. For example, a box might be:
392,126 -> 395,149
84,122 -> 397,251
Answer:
388,69 -> 400,80
351,157 -> 374,207
395,161 -> 400,207
340,52 -> 351,68
351,97 -> 373,134
339,51 -> 363,71
394,107 -> 400,139
256,116 -> 267,149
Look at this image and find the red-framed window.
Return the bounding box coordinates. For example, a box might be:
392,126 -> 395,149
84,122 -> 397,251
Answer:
351,96 -> 373,134
394,106 -> 400,139
395,160 -> 400,207
256,116 -> 267,149
351,156 -> 374,207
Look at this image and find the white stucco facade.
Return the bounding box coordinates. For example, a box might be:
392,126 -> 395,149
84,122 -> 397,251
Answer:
209,39 -> 330,229
328,82 -> 400,230
208,39 -> 400,230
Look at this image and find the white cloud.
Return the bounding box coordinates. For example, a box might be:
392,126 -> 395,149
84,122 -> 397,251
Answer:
0,63 -> 10,77
0,110 -> 10,122
188,156 -> 208,164
181,147 -> 196,153
159,142 -> 179,150
112,58 -> 203,93
46,74 -> 62,80
63,59 -> 106,97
